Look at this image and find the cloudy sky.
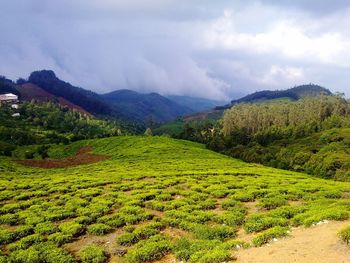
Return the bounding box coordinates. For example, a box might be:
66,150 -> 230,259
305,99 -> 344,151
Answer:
1,0 -> 350,100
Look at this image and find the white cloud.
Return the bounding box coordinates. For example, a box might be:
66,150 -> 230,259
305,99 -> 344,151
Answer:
1,0 -> 350,99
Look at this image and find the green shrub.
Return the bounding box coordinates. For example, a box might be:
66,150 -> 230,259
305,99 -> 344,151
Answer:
35,221 -> 58,235
47,232 -> 73,246
145,201 -> 166,212
269,206 -> 304,219
59,222 -> 84,237
214,210 -> 245,226
232,192 -> 254,202
74,216 -> 95,225
13,225 -> 34,240
87,223 -> 111,236
221,199 -> 241,210
123,225 -> 136,233
155,193 -> 172,201
0,213 -> 20,225
338,226 -> 350,244
259,197 -> 288,210
173,238 -> 235,263
9,234 -> 44,251
34,242 -> 75,263
244,215 -> 288,233
183,223 -> 235,241
292,206 -> 349,227
125,235 -> 171,263
252,226 -> 289,246
80,245 -> 107,263
0,228 -> 13,245
133,223 -> 162,239
9,247 -> 41,262
196,247 -> 234,263
198,199 -> 216,210
116,233 -> 138,246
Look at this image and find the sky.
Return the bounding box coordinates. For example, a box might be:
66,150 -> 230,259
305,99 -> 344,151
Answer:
1,0 -> 350,100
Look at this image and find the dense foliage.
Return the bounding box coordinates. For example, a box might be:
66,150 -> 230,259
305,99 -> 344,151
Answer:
0,136 -> 350,262
0,101 -> 131,156
157,96 -> 350,180
230,84 -> 332,105
213,96 -> 350,180
28,70 -> 112,116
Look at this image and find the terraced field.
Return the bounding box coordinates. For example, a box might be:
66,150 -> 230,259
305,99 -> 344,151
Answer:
1,136 -> 350,262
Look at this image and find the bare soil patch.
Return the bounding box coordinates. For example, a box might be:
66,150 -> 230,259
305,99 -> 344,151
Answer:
236,220 -> 350,263
16,146 -> 108,168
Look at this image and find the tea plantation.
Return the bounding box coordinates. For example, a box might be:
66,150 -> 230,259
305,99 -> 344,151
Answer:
1,136 -> 350,262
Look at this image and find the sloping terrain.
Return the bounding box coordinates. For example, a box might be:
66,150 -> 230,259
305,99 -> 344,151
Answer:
17,83 -> 91,116
28,70 -> 112,116
1,136 -> 350,262
166,95 -> 228,112
102,90 -> 193,123
230,84 -> 332,106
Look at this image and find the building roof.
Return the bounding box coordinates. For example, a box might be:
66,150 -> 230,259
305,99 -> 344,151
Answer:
0,93 -> 18,101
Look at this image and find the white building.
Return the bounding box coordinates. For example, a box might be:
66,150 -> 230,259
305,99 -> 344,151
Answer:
0,93 -> 18,106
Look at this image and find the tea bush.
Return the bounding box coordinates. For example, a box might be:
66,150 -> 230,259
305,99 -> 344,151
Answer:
80,245 -> 107,263
252,226 -> 289,246
1,136 -> 350,262
125,235 -> 172,263
87,223 -> 111,236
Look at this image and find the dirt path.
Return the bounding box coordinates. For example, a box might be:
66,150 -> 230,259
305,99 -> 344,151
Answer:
17,146 -> 108,168
236,220 -> 350,263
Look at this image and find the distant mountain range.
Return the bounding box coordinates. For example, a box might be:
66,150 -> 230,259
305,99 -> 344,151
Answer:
0,70 -> 336,127
166,95 -> 228,112
1,70 -> 222,126
101,89 -> 193,123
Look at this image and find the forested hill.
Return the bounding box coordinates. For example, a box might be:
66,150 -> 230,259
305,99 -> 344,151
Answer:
28,70 -> 112,116
102,90 -> 193,123
230,84 -> 332,105
16,70 -> 194,125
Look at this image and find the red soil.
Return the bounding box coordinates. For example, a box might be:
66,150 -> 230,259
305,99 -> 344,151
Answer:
16,146 -> 108,168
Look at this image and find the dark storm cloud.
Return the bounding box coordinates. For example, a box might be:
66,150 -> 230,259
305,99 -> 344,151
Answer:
0,0 -> 350,99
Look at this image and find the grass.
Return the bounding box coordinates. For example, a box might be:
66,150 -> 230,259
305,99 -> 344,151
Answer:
0,136 -> 350,262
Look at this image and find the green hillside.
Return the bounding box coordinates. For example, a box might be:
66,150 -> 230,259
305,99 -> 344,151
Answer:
230,84 -> 332,106
102,90 -> 193,124
0,101 -> 130,155
1,136 -> 350,262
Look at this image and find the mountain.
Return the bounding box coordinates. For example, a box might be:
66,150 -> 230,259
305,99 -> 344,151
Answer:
20,70 -> 194,125
230,84 -> 332,105
102,89 -> 193,124
28,70 -> 112,116
16,83 -> 91,116
166,95 -> 228,112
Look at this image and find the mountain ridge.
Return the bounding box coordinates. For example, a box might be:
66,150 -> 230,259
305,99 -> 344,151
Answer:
102,89 -> 193,124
